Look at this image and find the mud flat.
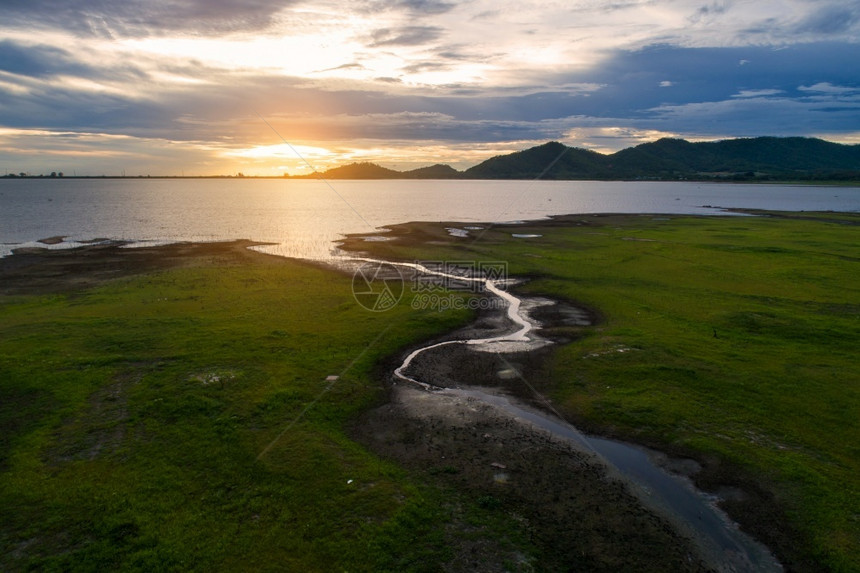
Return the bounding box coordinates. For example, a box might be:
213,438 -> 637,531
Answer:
351,281 -> 780,572
0,239 -> 276,295
353,383 -> 713,571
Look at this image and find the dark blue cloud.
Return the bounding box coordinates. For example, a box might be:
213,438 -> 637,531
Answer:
357,43 -> 859,133
392,0 -> 457,14
0,82 -> 165,134
0,41 -> 92,78
370,26 -> 445,47
388,42 -> 860,139
357,0 -> 458,15
795,3 -> 860,35
688,1 -> 729,23
406,42 -> 858,138
1,0 -> 298,37
563,43 -> 860,117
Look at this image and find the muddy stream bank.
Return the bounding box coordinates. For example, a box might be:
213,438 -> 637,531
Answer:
347,259 -> 782,572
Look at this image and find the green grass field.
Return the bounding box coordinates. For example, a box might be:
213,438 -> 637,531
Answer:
2,211 -> 858,571
357,212 -> 859,572
0,253 -> 498,571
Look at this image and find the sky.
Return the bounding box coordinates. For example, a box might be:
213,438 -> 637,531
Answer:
1,0 -> 859,176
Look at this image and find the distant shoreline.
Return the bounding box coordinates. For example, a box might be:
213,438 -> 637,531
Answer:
4,136 -> 860,183
2,175 -> 859,186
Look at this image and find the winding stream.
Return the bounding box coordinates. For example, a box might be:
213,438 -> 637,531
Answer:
352,257 -> 782,572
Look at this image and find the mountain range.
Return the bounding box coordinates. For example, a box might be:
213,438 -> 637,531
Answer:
291,137 -> 860,182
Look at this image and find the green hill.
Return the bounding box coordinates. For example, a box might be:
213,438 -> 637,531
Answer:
610,137 -> 860,179
462,141 -> 613,180
401,163 -> 461,179
464,137 -> 860,181
295,162 -> 400,179
289,137 -> 860,181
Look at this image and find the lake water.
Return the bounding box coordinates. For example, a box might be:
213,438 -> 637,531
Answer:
1,178 -> 858,259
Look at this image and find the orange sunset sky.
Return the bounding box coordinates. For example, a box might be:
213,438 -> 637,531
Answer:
1,0 -> 858,176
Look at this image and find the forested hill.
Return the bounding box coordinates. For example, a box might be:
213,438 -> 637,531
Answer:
292,137 -> 860,181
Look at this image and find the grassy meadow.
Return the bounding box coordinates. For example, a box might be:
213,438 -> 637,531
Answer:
2,210 -> 858,572
0,250 -> 499,571
350,211 -> 860,572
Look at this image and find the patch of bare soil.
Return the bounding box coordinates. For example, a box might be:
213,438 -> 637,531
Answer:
353,288 -> 714,571
352,384 -> 712,572
0,239 -> 279,296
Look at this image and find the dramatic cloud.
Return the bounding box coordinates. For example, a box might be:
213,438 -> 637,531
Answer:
0,0 -> 858,174
1,0 -> 299,37
795,3 -> 860,35
375,0 -> 458,15
0,41 -> 92,78
370,26 -> 445,47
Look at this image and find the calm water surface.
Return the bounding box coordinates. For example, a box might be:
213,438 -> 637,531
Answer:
1,178 -> 857,259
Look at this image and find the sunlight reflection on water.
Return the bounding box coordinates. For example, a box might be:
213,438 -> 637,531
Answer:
1,178 -> 857,259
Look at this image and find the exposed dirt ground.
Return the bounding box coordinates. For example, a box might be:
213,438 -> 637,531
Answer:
0,239 -> 279,296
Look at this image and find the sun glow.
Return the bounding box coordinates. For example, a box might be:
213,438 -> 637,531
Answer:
228,143 -> 333,160
223,143 -> 339,173
121,35 -> 361,77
